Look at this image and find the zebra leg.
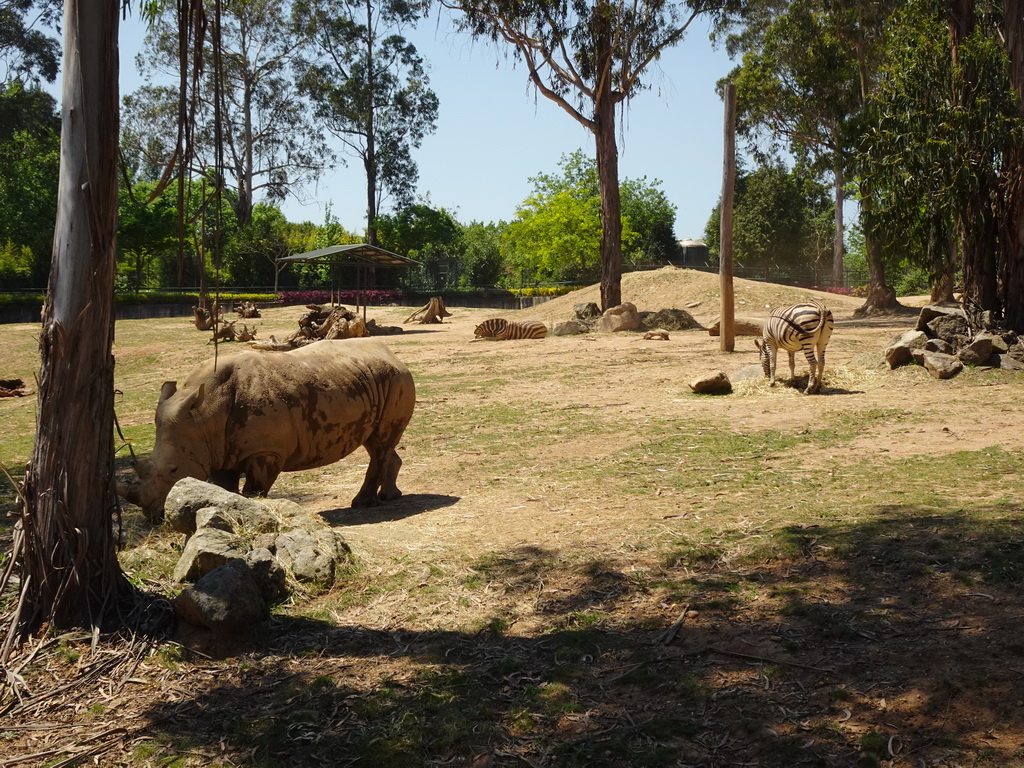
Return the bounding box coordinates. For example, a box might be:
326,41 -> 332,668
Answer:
802,347 -> 819,394
767,345 -> 778,386
788,351 -> 797,382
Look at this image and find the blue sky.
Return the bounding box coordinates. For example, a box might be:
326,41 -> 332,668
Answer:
118,9 -> 737,242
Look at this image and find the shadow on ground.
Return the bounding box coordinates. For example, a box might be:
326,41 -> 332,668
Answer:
121,502 -> 1024,767
319,493 -> 460,526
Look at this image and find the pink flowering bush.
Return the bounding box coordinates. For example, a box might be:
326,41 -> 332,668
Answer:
278,289 -> 406,305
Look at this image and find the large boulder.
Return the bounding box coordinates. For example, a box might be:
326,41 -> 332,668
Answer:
574,302 -> 602,322
927,313 -> 970,345
164,478 -> 279,535
884,330 -> 929,369
596,302 -> 640,333
174,559 -> 267,634
915,304 -> 967,333
553,319 -> 590,336
689,370 -> 732,395
916,350 -> 964,379
172,524 -> 248,582
275,528 -> 353,587
958,336 -> 995,366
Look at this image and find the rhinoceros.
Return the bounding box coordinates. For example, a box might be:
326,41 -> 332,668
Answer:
119,338 -> 415,520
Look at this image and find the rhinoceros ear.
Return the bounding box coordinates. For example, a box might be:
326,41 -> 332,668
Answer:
183,383 -> 205,412
159,381 -> 177,405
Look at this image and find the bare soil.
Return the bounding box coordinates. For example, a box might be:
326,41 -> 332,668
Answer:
4,267 -> 1024,768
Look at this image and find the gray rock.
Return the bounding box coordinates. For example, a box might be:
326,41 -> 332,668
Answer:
194,506 -> 236,533
958,337 -> 994,366
173,526 -> 247,583
689,370 -> 732,395
1010,342 -> 1024,363
275,528 -> 353,587
638,308 -> 703,332
927,313 -> 970,344
553,319 -> 590,336
164,477 -> 279,535
175,559 -> 266,634
916,304 -> 966,333
885,330 -> 929,369
990,353 -> 1024,370
975,331 -> 1009,354
919,351 -> 963,379
596,302 -> 640,333
885,344 -> 915,369
243,547 -> 288,604
573,302 -> 601,321
924,338 -> 953,355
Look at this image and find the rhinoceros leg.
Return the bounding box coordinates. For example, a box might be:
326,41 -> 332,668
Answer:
351,441 -> 403,508
241,453 -> 283,497
208,469 -> 242,494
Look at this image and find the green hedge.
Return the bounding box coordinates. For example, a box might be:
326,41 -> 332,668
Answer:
0,291 -> 278,307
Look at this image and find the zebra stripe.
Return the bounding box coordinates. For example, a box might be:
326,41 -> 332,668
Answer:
754,301 -> 834,394
473,318 -> 548,340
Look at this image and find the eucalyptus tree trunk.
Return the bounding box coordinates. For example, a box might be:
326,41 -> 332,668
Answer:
594,3 -> 622,312
832,158 -> 845,288
855,190 -> 899,315
364,0 -> 379,247
1000,0 -> 1024,333
8,0 -> 129,645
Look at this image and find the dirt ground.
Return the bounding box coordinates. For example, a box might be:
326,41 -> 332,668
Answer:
4,266 -> 1024,767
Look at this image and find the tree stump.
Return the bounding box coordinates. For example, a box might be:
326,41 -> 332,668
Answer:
405,297 -> 452,324
192,301 -> 221,331
234,301 -> 261,318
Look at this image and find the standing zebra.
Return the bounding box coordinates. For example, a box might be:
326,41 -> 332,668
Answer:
473,318 -> 548,340
754,301 -> 834,395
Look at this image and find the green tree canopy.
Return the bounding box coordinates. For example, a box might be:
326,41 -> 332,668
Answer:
0,0 -> 60,83
293,0 -> 439,245
704,161 -> 832,279
501,150 -> 678,285
0,81 -> 59,288
123,0 -> 329,228
441,0 -> 716,309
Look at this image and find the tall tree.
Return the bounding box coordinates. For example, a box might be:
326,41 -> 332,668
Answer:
719,1 -> 854,287
124,0 -> 329,228
718,0 -> 901,312
703,160 -> 832,278
0,82 -> 60,287
441,0 -> 715,310
856,0 -> 1016,307
293,0 -> 439,245
997,0 -> 1024,333
0,0 -> 60,83
5,0 -> 130,651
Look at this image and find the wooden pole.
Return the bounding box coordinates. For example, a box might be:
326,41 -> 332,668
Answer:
719,83 -> 737,353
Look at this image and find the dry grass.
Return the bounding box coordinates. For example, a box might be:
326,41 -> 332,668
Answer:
2,272 -> 1024,767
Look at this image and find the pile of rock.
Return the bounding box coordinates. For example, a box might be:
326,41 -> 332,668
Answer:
884,305 -> 1024,378
553,302 -> 703,336
162,478 -> 353,636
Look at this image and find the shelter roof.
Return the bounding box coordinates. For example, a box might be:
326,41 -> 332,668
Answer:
277,243 -> 421,268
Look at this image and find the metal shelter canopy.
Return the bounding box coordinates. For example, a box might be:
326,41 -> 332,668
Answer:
277,243 -> 421,268
276,243 -> 421,319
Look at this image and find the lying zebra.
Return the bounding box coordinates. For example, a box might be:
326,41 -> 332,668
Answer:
473,318 -> 548,340
754,301 -> 834,395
